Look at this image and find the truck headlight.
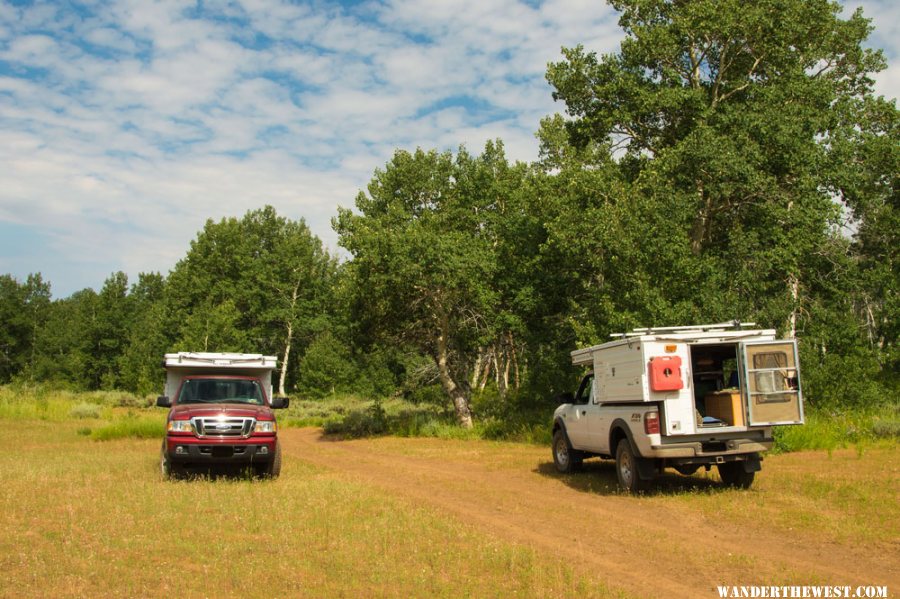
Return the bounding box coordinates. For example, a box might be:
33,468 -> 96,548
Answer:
167,420 -> 193,433
254,421 -> 276,433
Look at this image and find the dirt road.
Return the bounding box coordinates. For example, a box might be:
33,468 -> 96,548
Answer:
281,428 -> 899,598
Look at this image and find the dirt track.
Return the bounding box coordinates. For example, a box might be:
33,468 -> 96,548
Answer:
281,428 -> 899,598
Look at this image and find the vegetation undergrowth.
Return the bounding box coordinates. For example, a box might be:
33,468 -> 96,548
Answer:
2,384 -> 897,453
89,415 -> 166,441
282,387 -> 554,444
0,384 -> 164,440
772,402 -> 900,453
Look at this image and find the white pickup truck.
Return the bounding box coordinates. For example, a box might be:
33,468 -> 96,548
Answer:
551,323 -> 804,492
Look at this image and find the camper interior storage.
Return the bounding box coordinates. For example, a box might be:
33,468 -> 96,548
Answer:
689,343 -> 743,427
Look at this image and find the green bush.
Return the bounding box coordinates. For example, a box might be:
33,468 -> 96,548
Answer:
322,400 -> 388,437
872,419 -> 900,439
772,404 -> 900,453
90,416 -> 165,441
69,402 -> 101,419
297,332 -> 356,398
406,383 -> 445,405
800,350 -> 887,409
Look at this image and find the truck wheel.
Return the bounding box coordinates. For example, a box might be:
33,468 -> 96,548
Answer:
160,442 -> 183,480
718,462 -> 755,489
616,439 -> 651,493
552,429 -> 583,473
265,441 -> 282,479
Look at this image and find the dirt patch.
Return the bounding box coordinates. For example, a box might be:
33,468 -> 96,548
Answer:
281,429 -> 899,598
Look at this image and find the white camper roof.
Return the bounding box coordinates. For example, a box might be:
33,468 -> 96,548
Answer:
163,352 -> 278,371
571,322 -> 777,366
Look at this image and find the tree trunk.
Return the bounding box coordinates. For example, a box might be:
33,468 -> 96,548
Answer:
508,332 -> 520,390
690,182 -> 712,255
787,274 -> 799,339
492,349 -> 501,388
478,348 -> 492,391
500,344 -> 510,396
278,281 -> 300,396
279,320 -> 292,396
470,351 -> 482,389
435,322 -> 473,429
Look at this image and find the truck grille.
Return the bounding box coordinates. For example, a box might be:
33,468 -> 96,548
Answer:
190,417 -> 255,438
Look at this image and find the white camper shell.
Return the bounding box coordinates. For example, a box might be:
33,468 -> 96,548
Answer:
552,323 -> 805,491
163,353 -> 279,403
569,323 -> 804,436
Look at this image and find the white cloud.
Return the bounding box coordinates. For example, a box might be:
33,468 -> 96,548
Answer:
0,0 -> 897,296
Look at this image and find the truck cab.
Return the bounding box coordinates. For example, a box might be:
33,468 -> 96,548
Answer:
157,353 -> 288,479
552,323 -> 804,492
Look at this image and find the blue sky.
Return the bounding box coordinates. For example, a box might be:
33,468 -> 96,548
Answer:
1,0 -> 897,298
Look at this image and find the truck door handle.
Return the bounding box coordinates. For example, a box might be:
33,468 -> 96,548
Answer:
581,410 -> 587,415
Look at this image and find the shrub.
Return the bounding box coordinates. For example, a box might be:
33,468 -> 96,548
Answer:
90,417 -> 165,441
872,420 -> 900,439
297,332 -> 356,398
772,404 -> 900,453
403,384 -> 443,406
322,400 -> 388,438
69,403 -> 101,419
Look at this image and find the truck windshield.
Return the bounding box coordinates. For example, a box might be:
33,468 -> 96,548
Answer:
177,379 -> 265,406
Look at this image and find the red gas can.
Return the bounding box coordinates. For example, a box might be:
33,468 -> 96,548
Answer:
648,356 -> 683,391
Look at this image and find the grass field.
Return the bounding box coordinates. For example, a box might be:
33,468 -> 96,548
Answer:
0,419 -> 619,598
0,387 -> 897,597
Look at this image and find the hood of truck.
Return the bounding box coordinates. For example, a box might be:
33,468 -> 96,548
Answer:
169,404 -> 274,420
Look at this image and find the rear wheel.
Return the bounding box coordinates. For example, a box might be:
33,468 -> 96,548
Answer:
552,429 -> 583,473
615,439 -> 651,493
718,462 -> 755,489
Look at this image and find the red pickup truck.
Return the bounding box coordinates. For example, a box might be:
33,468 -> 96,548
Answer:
156,354 -> 289,479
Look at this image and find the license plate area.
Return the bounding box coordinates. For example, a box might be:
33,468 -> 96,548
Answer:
211,446 -> 234,458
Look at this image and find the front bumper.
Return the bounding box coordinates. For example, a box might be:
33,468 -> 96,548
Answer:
165,435 -> 276,465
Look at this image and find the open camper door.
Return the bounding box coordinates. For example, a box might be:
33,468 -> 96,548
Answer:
741,340 -> 804,426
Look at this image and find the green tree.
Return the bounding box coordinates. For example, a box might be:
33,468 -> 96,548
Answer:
94,272 -> 133,389
297,330 -> 355,398
32,289 -> 97,388
541,0 -> 896,405
335,143 -> 528,427
0,274 -> 52,382
117,273 -> 172,395
0,275 -> 28,381
166,206 -> 336,394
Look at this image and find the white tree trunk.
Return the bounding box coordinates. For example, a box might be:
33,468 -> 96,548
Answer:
435,322 -> 472,429
787,274 -> 799,339
279,320 -> 292,396
278,282 -> 301,396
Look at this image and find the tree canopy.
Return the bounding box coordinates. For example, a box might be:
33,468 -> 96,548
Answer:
1,0 -> 895,421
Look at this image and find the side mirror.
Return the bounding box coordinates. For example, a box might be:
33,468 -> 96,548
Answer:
553,391 -> 575,405
156,395 -> 171,408
271,396 -> 290,409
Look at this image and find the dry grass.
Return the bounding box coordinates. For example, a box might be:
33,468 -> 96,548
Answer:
0,420 -> 622,598
2,387 -> 896,597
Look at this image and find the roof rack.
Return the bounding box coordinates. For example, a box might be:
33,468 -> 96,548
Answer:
609,321 -> 756,338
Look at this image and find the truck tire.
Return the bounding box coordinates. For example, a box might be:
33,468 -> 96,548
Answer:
616,439 -> 651,493
265,441 -> 282,479
552,428 -> 583,473
160,442 -> 183,480
718,461 -> 755,489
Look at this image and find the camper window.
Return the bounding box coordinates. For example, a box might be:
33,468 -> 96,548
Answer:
751,350 -> 797,402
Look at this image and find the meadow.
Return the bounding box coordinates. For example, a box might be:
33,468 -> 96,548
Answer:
0,386 -> 897,598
